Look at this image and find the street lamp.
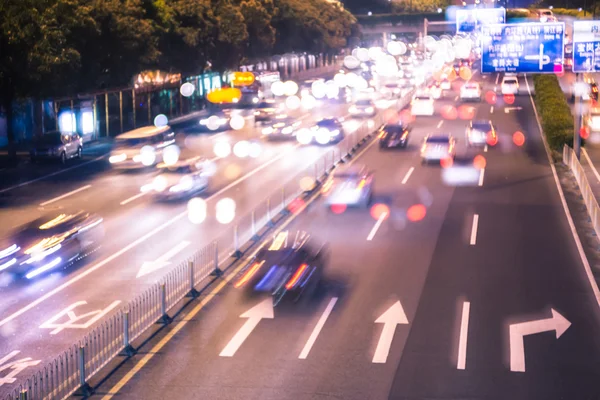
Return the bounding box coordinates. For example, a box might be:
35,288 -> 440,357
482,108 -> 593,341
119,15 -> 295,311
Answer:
437,7 -> 443,12
549,5 -> 553,9
368,11 -> 372,15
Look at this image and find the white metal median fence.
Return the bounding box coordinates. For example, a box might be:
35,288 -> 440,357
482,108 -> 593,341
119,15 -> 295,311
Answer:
5,89 -> 416,400
563,145 -> 600,237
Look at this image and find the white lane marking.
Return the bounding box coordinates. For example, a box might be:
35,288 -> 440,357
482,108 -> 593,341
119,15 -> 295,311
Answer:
299,297 -> 338,359
367,212 -> 388,241
494,86 -> 497,92
495,73 -> 500,85
220,298 -> 274,357
120,192 -> 147,206
454,96 -> 459,101
457,301 -> 471,370
484,145 -> 488,152
582,148 -> 600,183
0,143 -> 302,329
470,214 -> 479,245
478,169 -> 485,187
39,185 -> 92,206
437,120 -> 444,129
0,155 -> 105,195
401,167 -> 415,184
39,300 -> 122,335
490,106 -> 494,114
525,74 -> 600,311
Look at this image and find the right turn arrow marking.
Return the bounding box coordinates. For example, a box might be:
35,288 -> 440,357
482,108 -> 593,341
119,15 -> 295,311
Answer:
372,301 -> 409,363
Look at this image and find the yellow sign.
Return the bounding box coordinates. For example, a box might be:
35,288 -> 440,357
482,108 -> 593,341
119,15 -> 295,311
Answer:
232,71 -> 255,87
207,88 -> 242,104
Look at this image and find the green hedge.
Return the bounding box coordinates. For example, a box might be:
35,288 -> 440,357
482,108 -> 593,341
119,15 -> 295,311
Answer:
533,74 -> 574,150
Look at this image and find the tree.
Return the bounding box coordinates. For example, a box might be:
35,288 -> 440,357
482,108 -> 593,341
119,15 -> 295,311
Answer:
207,0 -> 249,73
0,0 -> 93,159
237,0 -> 277,60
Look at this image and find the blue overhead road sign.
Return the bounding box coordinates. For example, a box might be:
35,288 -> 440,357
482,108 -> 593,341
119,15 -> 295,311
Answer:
456,8 -> 506,34
481,22 -> 565,74
572,21 -> 600,72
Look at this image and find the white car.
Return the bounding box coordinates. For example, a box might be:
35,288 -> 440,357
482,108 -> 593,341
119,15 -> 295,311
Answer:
501,76 -> 519,95
349,99 -> 376,117
420,134 -> 456,164
466,120 -> 496,147
587,110 -> 600,132
411,93 -> 435,116
322,164 -> 374,208
440,80 -> 452,90
146,158 -> 209,200
460,82 -> 482,102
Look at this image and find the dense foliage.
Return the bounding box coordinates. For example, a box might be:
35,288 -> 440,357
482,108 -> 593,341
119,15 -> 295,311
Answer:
533,74 -> 574,151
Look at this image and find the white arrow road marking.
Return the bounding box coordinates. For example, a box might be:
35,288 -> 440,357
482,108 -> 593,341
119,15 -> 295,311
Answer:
509,308 -> 571,372
457,301 -> 471,370
372,301 -> 409,363
136,241 -> 190,278
299,297 -> 338,359
504,107 -> 523,113
0,351 -> 41,386
220,298 -> 274,357
40,300 -> 122,335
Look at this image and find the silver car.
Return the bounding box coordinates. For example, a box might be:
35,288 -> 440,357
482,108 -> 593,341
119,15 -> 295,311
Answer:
420,134 -> 456,164
322,164 -> 374,208
148,158 -> 209,200
30,132 -> 83,164
349,99 -> 376,118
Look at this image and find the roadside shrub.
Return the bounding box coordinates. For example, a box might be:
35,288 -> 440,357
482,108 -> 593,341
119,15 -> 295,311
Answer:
533,74 -> 574,150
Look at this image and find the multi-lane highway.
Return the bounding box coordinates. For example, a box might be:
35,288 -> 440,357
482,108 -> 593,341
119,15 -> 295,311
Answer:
68,70 -> 600,399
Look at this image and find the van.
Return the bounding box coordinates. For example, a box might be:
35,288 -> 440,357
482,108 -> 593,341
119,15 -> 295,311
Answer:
109,125 -> 175,169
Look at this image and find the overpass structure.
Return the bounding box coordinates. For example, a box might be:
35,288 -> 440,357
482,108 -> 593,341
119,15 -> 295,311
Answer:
359,20 -> 456,46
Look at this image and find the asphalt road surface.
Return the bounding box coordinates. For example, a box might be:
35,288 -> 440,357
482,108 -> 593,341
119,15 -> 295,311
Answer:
73,71 -> 600,399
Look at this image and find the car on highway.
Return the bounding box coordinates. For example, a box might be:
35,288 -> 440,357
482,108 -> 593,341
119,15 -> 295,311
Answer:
537,9 -> 557,22
147,157 -> 209,201
233,231 -> 327,306
378,123 -> 411,149
349,99 -> 376,117
440,79 -> 452,90
0,211 -> 104,280
420,134 -> 456,164
30,132 -> 83,164
253,100 -> 279,124
411,92 -> 435,116
199,109 -> 242,131
501,76 -> 519,95
261,114 -> 302,140
321,164 -> 374,208
298,117 -> 345,145
109,125 -> 176,169
427,82 -> 442,100
466,120 -> 496,147
381,83 -> 404,99
460,82 -> 482,102
585,106 -> 600,132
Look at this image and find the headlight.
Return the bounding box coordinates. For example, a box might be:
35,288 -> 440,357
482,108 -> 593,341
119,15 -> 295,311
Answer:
0,257 -> 17,272
349,106 -> 358,113
366,107 -> 374,113
109,153 -> 127,164
254,111 -> 260,116
262,127 -> 273,135
170,176 -> 194,193
153,175 -> 168,192
282,126 -> 293,134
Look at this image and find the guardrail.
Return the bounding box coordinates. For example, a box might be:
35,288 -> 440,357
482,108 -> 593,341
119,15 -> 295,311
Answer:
4,87 -> 418,400
563,145 -> 600,237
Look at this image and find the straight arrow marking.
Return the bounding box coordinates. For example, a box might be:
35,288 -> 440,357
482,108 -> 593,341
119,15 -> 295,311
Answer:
509,308 -> 571,372
220,298 -> 274,357
372,301 -> 409,363
136,241 -> 190,278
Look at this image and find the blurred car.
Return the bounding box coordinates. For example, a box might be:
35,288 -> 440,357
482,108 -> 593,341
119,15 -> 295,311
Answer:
379,123 -> 411,149
321,164 -> 374,208
501,76 -> 519,95
0,211 -> 104,280
466,120 -> 496,147
147,157 -> 209,200
349,99 -> 376,117
460,82 -> 482,102
261,114 -> 302,140
233,231 -> 327,306
427,82 -> 442,100
411,93 -> 435,116
440,79 -> 452,90
253,100 -> 279,124
30,132 -> 83,164
585,106 -> 600,132
538,9 -> 556,22
199,109 -> 243,131
109,126 -> 175,170
420,134 -> 456,164
381,83 -> 403,99
299,118 -> 345,145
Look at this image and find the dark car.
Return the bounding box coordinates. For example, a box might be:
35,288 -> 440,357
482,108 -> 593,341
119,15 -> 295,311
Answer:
379,123 -> 411,149
233,231 -> 327,306
30,132 -> 83,164
305,118 -> 345,145
261,114 -> 302,141
253,100 -> 279,124
0,211 -> 104,280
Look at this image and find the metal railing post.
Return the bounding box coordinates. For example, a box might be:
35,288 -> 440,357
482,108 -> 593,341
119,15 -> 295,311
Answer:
187,260 -> 200,298
281,187 -> 288,214
77,345 -> 93,396
212,241 -> 223,277
19,390 -> 27,400
121,311 -> 136,356
233,225 -> 242,258
267,198 -> 274,226
251,211 -> 258,240
158,284 -> 172,324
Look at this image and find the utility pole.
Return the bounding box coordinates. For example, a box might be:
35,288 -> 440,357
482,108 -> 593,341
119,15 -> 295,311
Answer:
574,73 -> 582,160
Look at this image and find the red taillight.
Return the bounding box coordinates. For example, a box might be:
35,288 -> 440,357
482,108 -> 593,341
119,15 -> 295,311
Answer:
234,261 -> 264,288
285,264 -> 308,290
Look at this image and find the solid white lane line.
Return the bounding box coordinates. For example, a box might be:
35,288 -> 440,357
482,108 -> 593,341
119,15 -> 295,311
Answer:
401,167 -> 415,184
437,120 -> 444,129
490,106 -> 494,114
39,185 -> 92,206
367,212 -> 388,241
478,169 -> 485,187
484,145 -> 488,153
582,148 -> 600,183
494,86 -> 497,92
457,301 -> 471,370
454,95 -> 459,101
470,214 -> 479,245
0,155 -> 105,195
495,73 -> 500,85
120,192 -> 147,206
299,297 -> 338,359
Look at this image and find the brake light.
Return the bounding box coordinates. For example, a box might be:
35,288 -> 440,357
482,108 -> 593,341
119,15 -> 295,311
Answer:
234,261 -> 265,288
285,263 -> 308,290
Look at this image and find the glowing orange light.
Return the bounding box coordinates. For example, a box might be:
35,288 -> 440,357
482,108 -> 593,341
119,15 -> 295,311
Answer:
441,105 -> 458,120
486,131 -> 498,146
459,67 -> 472,81
234,262 -> 263,288
458,105 -> 476,120
232,71 -> 255,86
207,88 -> 243,104
407,204 -> 427,222
473,155 -> 486,169
503,94 -> 515,105
485,91 -> 497,104
513,131 -> 525,146
440,156 -> 454,168
331,204 -> 347,214
580,126 -> 590,140
370,203 -> 390,221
